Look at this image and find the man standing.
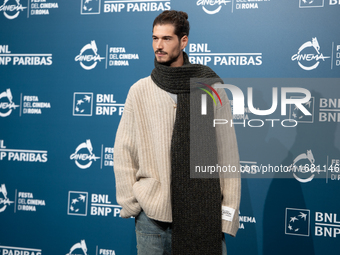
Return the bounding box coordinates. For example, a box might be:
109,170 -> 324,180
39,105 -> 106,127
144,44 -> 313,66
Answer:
114,10 -> 240,255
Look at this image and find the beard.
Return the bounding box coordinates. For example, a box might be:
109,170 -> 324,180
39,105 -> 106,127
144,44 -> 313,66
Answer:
155,50 -> 181,66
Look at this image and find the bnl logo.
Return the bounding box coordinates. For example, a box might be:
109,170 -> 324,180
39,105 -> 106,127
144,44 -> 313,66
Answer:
299,0 -> 324,8
68,191 -> 88,216
73,93 -> 93,116
285,208 -> 310,236
81,0 -> 101,15
199,82 -> 223,115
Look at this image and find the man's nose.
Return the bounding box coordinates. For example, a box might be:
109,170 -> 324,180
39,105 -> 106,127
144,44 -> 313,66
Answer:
156,39 -> 163,49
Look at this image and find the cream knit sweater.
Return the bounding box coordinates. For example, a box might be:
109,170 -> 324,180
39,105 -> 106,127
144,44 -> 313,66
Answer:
113,76 -> 241,236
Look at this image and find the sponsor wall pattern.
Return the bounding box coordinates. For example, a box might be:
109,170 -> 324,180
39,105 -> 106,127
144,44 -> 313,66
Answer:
1,0 -> 340,254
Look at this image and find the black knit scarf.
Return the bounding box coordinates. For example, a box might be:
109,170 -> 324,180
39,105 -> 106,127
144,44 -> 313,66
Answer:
151,52 -> 223,255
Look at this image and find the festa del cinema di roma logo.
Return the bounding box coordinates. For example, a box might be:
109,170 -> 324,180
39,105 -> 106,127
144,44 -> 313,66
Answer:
70,139 -> 100,169
75,40 -> 105,70
291,37 -> 330,71
66,240 -> 88,255
0,0 -> 27,19
196,0 -> 230,15
0,184 -> 14,213
0,88 -> 19,117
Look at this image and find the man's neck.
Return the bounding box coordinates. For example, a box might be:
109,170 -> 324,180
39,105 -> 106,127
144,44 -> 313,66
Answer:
170,52 -> 184,67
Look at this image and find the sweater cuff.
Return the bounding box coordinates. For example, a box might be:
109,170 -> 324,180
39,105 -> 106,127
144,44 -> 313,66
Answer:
119,201 -> 141,218
222,216 -> 239,237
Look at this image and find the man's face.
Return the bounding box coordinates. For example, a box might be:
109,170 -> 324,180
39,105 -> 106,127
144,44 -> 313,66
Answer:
152,24 -> 188,67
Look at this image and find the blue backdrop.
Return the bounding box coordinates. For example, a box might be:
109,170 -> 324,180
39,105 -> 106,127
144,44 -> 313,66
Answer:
1,0 -> 340,254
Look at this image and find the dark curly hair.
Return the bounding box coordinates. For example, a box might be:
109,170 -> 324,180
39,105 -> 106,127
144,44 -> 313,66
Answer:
153,10 -> 190,39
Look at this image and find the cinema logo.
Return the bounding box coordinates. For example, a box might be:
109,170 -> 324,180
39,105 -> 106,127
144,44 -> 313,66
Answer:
0,246 -> 42,255
68,191 -> 122,217
0,0 -> 27,19
188,43 -> 262,66
66,240 -> 88,255
66,239 -> 117,255
196,0 -> 230,14
0,184 -> 14,213
288,149 -> 324,183
0,140 -> 48,163
75,41 -> 105,70
0,45 -> 53,66
0,89 -> 51,116
73,92 -> 124,116
291,37 -> 330,71
70,139 -> 100,169
0,88 -> 19,117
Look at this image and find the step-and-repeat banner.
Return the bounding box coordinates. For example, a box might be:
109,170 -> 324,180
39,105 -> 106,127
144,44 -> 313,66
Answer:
1,0 -> 339,254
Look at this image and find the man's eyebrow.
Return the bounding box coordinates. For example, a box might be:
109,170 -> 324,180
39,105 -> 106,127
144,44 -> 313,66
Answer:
152,35 -> 173,39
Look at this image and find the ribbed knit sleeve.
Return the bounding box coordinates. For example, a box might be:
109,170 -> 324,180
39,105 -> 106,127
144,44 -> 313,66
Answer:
113,77 -> 176,222
113,86 -> 141,218
215,88 -> 241,237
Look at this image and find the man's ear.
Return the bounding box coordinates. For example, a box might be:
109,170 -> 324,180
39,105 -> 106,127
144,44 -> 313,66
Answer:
180,35 -> 188,50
